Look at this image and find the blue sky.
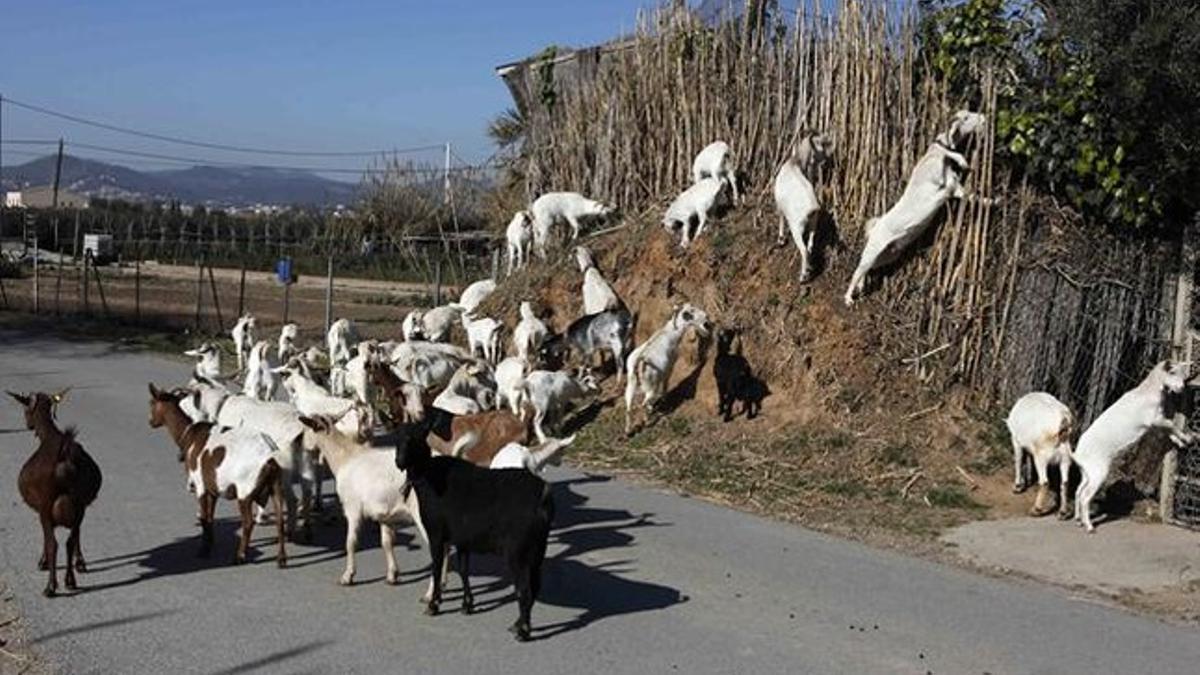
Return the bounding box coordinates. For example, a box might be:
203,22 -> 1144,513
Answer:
0,0 -> 654,176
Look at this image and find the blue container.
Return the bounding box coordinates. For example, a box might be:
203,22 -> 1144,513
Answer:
275,258 -> 295,284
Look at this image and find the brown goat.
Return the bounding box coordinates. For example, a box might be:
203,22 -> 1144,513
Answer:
447,410 -> 530,467
368,360 -> 432,427
7,390 -> 103,597
148,384 -> 287,566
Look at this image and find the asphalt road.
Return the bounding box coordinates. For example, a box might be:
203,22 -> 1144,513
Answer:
2,330 -> 1199,674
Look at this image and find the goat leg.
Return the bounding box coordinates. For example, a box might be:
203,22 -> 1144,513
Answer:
40,516 -> 57,597
457,549 -> 474,614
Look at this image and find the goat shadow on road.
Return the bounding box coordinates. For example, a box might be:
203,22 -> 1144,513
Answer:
534,475 -> 687,640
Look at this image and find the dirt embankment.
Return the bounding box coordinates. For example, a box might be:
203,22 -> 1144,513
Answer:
484,201 -> 1056,549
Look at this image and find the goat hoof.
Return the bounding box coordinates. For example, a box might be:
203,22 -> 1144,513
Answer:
462,599 -> 474,615
74,559 -> 87,573
42,585 -> 56,598
339,574 -> 354,586
424,602 -> 440,616
37,555 -> 48,571
508,622 -> 531,642
1012,483 -> 1026,494
1057,510 -> 1072,521
385,575 -> 399,586
277,557 -> 287,569
64,575 -> 77,591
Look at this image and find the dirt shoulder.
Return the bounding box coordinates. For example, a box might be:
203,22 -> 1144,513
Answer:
0,579 -> 53,675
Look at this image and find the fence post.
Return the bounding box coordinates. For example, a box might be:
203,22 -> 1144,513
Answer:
82,249 -> 90,314
433,256 -> 443,306
237,257 -> 247,318
207,262 -> 224,330
324,253 -> 334,336
32,235 -> 38,315
1161,216 -> 1198,524
491,248 -> 499,280
90,252 -> 110,319
54,250 -> 63,316
194,256 -> 204,332
135,249 -> 141,325
282,281 -> 291,325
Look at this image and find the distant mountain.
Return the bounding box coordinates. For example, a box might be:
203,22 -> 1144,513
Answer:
1,154 -> 359,207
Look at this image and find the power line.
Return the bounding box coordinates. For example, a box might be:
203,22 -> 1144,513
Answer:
0,139 -> 59,145
1,96 -> 445,158
65,141 -> 493,176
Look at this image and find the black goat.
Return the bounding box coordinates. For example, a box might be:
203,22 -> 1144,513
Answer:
395,424 -> 554,642
712,327 -> 769,421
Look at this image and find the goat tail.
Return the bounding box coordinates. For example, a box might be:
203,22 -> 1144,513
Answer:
450,431 -> 479,458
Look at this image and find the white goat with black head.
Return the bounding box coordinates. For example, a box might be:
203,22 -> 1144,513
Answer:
231,314 -> 257,373
521,368 -> 600,443
1073,361 -> 1193,532
506,210 -> 534,275
575,245 -> 623,314
185,342 -> 223,382
845,111 -> 986,306
624,303 -> 711,434
692,140 -> 740,204
774,132 -> 834,282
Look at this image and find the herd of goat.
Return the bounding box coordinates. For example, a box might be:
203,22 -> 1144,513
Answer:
7,110 -> 1197,642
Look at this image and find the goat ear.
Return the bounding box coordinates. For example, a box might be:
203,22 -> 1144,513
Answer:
148,383 -> 162,399
6,391 -> 30,407
298,416 -> 323,432
50,388 -> 70,404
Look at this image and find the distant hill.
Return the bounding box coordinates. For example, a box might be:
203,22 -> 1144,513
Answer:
1,154 -> 359,207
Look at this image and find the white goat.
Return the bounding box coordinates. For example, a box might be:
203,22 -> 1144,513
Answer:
432,362 -> 496,416
298,415 -> 423,587
692,140 -> 740,204
185,342 -> 223,382
522,368 -> 600,443
506,210 -> 534,275
401,310 -> 425,342
1006,392 -> 1076,518
575,245 -> 623,314
663,177 -> 728,248
494,355 -> 530,416
530,192 -> 615,258
417,304 -> 465,343
489,435 -> 576,473
277,323 -> 299,364
243,340 -> 279,402
774,132 -> 834,282
388,341 -> 474,391
462,313 -> 504,365
624,303 -> 712,434
231,314 -> 257,373
189,384 -> 320,539
1073,361 -> 1193,532
327,318 -> 356,367
459,279 -> 497,314
512,302 -> 549,362
343,340 -> 378,405
845,111 -> 986,305
274,361 -> 372,439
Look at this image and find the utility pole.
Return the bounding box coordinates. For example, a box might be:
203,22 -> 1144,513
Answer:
0,93 -> 5,237
443,142 -> 451,205
52,138 -> 63,250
